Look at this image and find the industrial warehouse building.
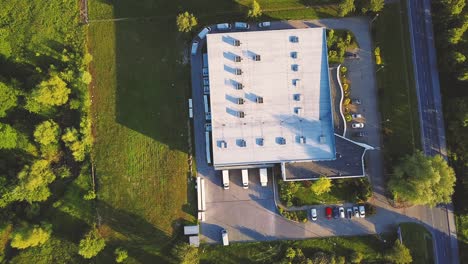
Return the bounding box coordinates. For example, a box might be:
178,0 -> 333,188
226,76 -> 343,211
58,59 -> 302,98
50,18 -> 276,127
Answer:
203,27 -> 369,180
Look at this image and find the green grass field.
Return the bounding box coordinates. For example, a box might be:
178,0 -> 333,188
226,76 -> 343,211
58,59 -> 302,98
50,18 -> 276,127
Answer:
399,223 -> 434,264
200,234 -> 395,263
374,1 -> 421,169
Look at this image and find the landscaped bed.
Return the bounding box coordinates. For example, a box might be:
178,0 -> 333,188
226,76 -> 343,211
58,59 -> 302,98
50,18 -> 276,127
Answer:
399,223 -> 434,264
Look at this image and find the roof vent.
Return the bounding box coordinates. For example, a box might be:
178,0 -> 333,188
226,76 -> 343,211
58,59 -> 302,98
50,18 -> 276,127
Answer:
298,136 -> 306,144
291,64 -> 299,72
253,55 -> 261,61
237,98 -> 244,105
256,96 -> 264,104
235,68 -> 242,75
294,107 -> 303,115
293,79 -> 300,87
237,111 -> 245,118
233,39 -> 241,46
291,51 -> 298,59
290,36 -> 299,43
256,138 -> 264,146
234,55 -> 242,62
218,140 -> 228,148
237,139 -> 246,147
276,137 -> 286,145
293,94 -> 301,101
235,82 -> 243,90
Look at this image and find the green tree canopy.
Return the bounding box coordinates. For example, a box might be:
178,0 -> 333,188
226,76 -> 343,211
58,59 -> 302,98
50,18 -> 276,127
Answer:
338,0 -> 355,17
451,51 -> 466,64
10,160 -> 56,204
0,123 -> 18,149
369,0 -> 384,12
62,127 -> 86,161
26,74 -> 71,113
176,12 -> 198,33
439,0 -> 466,15
115,247 -> 128,263
78,227 -> 105,259
247,0 -> 262,18
0,82 -> 18,118
388,151 -> 456,206
310,176 -> 332,195
10,223 -> 52,249
385,240 -> 412,264
34,120 -> 60,146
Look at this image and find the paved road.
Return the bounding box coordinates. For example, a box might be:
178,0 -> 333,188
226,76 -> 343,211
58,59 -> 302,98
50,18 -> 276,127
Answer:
407,1 -> 459,263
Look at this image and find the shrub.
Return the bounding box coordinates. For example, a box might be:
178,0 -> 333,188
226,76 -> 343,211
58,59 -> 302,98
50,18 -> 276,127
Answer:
10,223 -> 52,249
310,176 -> 332,195
278,208 -> 308,223
340,66 -> 348,73
345,114 -> 352,122
247,0 -> 262,18
343,83 -> 349,91
115,247 -> 128,263
78,227 -> 105,259
344,98 -> 351,105
350,251 -> 363,263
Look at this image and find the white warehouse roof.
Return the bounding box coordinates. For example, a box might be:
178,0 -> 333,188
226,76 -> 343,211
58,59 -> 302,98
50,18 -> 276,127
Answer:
206,27 -> 335,168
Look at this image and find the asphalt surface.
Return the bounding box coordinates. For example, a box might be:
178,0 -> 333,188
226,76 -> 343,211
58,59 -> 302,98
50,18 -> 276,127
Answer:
407,0 -> 459,263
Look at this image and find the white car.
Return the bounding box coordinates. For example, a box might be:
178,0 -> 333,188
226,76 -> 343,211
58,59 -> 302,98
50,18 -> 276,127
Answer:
311,208 -> 317,221
258,21 -> 271,28
359,205 -> 366,218
352,122 -> 364,128
234,22 -> 249,29
353,206 -> 360,218
352,113 -> 362,119
216,23 -> 231,30
339,207 -> 345,218
221,229 -> 229,246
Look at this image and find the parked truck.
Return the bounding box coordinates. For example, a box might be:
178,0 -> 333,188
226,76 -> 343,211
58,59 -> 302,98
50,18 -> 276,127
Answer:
259,168 -> 268,187
241,169 -> 249,189
222,170 -> 229,190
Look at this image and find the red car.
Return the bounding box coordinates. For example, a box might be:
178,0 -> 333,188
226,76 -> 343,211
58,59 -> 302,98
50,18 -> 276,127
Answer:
325,207 -> 332,219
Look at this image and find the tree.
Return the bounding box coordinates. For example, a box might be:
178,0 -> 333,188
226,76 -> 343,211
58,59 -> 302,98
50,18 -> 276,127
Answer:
338,0 -> 355,17
10,223 -> 52,249
25,74 -> 71,113
369,0 -> 384,12
310,176 -> 332,195
0,82 -> 18,118
176,12 -> 198,33
115,247 -> 128,263
171,242 -> 199,264
78,227 -> 105,259
385,240 -> 412,264
450,51 -> 466,64
11,160 -> 56,203
34,120 -> 60,146
350,251 -> 363,263
62,127 -> 86,161
458,68 -> 468,81
0,123 -> 18,149
439,0 -> 466,15
388,151 -> 456,206
247,0 -> 262,18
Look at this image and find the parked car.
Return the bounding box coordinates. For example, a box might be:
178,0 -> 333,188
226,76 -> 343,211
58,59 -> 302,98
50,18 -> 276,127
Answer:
234,22 -> 249,29
352,122 -> 365,129
216,23 -> 231,30
191,41 -> 199,55
198,27 -> 211,39
346,208 -> 353,219
345,52 -> 360,59
258,21 -> 271,28
205,123 -> 212,132
221,229 -> 229,246
325,207 -> 332,219
353,132 -> 367,137
311,208 -> 317,221
339,207 -> 345,218
352,113 -> 363,119
359,205 -> 366,218
353,206 -> 360,218
352,98 -> 362,105
332,207 -> 339,219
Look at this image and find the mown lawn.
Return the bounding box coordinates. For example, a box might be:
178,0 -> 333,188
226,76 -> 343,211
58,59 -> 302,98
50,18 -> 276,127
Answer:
200,234 -> 395,263
399,223 -> 434,264
374,1 -> 421,169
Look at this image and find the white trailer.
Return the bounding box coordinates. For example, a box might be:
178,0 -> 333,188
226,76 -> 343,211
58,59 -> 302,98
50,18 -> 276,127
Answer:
241,169 -> 249,189
259,168 -> 268,187
222,170 -> 229,189
200,178 -> 206,211
205,132 -> 211,164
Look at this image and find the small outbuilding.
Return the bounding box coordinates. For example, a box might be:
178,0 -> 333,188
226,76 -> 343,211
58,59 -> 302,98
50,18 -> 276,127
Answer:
184,225 -> 199,235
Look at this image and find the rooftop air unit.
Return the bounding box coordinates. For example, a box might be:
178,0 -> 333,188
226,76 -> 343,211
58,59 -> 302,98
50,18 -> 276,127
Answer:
293,94 -> 301,101
253,55 -> 261,61
277,137 -> 286,145
238,139 -> 246,147
293,79 -> 300,87
256,96 -> 264,104
298,136 -> 306,144
235,68 -> 242,75
235,83 -> 243,90
234,56 -> 242,62
233,39 -> 241,46
290,36 -> 299,43
237,111 -> 245,118
237,98 -> 245,105
291,64 -> 299,72
295,107 -> 303,115
291,51 -> 298,59
219,140 -> 228,148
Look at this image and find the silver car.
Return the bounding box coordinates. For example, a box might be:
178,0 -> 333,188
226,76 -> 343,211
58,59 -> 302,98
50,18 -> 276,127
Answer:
310,208 -> 317,221
352,122 -> 364,129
